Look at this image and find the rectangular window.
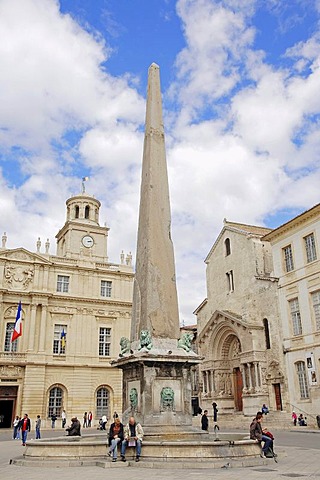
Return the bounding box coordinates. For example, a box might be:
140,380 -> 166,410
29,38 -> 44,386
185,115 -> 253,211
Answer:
226,270 -> 234,293
289,298 -> 302,336
99,327 -> 111,356
57,275 -> 69,293
4,323 -> 17,352
296,362 -> 309,399
312,291 -> 320,331
101,280 -> 112,298
283,245 -> 294,272
53,324 -> 67,355
304,233 -> 317,263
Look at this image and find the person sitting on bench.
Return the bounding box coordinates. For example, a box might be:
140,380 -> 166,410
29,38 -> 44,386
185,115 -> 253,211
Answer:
121,416 -> 144,462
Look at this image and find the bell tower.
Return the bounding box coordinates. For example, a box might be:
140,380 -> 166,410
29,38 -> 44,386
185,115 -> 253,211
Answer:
55,193 -> 109,261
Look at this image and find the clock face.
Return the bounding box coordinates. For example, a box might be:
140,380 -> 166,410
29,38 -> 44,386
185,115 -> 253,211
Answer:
82,235 -> 94,248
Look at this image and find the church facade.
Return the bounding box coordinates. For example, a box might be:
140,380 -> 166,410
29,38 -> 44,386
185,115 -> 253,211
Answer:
195,220 -> 288,417
0,192 -> 133,428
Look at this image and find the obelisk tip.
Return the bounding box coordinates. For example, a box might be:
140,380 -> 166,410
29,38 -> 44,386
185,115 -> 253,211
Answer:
149,62 -> 160,71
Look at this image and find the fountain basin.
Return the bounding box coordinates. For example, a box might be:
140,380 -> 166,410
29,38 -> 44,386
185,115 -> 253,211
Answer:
21,432 -> 261,462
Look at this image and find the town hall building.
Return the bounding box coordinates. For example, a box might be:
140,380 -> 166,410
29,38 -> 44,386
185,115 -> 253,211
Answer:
0,190 -> 133,428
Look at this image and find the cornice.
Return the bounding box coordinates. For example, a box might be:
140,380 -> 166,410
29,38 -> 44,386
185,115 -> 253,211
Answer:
263,203 -> 320,243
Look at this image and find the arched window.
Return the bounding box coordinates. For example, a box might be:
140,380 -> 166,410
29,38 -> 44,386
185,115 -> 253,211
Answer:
263,318 -> 271,349
75,205 -> 79,218
4,323 -> 17,352
48,386 -> 63,417
85,205 -> 90,219
296,362 -> 309,399
96,387 -> 109,418
225,238 -> 231,256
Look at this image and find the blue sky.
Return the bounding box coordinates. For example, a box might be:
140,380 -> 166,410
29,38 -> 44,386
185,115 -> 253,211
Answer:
0,0 -> 320,323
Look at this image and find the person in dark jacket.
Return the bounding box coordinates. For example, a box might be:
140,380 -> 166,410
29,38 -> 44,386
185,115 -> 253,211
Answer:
212,402 -> 218,422
201,410 -> 209,431
250,412 -> 272,457
66,417 -> 81,436
108,417 -> 124,462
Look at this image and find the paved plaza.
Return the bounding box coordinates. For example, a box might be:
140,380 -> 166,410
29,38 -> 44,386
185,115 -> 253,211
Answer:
0,428 -> 319,479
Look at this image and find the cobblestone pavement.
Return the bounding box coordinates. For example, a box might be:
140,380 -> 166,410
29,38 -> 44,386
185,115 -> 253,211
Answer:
0,433 -> 319,480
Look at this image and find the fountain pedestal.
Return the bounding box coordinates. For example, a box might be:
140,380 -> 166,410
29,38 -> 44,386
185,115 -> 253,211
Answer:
116,349 -> 201,426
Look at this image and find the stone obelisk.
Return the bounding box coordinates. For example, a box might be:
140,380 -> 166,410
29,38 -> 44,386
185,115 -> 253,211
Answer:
115,63 -> 200,428
131,62 -> 180,343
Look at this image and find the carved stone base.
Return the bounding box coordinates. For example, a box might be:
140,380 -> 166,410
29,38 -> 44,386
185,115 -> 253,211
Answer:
115,352 -> 201,427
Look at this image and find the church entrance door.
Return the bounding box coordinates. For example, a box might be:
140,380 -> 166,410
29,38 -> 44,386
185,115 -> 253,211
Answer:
273,383 -> 282,411
233,367 -> 243,411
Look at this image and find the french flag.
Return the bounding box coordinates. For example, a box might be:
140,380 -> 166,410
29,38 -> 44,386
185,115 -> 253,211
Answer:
11,301 -> 22,342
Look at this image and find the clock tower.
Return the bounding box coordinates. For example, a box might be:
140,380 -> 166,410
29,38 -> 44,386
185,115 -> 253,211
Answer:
55,192 -> 109,261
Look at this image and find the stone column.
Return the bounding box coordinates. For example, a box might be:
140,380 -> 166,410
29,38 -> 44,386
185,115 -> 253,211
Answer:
247,363 -> 253,390
28,305 -> 37,351
39,305 -> 47,352
254,362 -> 260,387
210,370 -> 215,394
202,371 -> 206,394
240,364 -> 247,390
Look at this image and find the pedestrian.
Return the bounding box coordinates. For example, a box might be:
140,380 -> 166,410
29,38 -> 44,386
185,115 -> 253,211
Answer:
261,404 -> 269,415
108,417 -> 124,462
201,410 -> 209,431
292,411 -> 297,426
212,402 -> 218,422
19,413 -> 31,446
83,412 -> 87,428
101,414 -> 107,430
13,416 -> 20,440
35,415 -> 41,439
61,409 -> 67,428
121,416 -> 144,462
51,412 -> 57,428
88,411 -> 92,427
66,417 -> 81,436
113,411 -> 119,420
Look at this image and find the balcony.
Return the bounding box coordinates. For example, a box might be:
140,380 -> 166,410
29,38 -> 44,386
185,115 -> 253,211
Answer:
0,352 -> 27,361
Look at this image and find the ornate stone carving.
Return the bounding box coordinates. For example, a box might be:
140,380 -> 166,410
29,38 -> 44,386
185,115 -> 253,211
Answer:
177,332 -> 194,352
4,264 -> 34,290
231,339 -> 241,358
119,337 -> 131,356
138,330 -> 153,351
160,387 -> 174,411
4,306 -> 18,318
266,360 -> 284,382
0,365 -> 22,377
129,388 -> 138,409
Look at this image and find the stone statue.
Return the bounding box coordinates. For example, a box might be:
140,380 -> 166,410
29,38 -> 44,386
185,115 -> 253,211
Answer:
119,337 -> 131,356
138,330 -> 153,351
129,387 -> 138,409
160,387 -> 174,411
177,332 -> 194,352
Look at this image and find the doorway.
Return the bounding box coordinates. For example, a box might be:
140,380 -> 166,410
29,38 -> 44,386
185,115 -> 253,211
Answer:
0,386 -> 18,428
273,383 -> 283,411
233,367 -> 243,411
0,399 -> 14,428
